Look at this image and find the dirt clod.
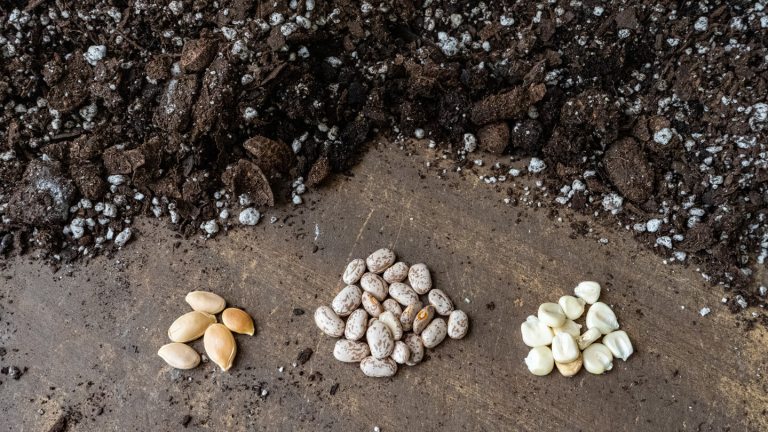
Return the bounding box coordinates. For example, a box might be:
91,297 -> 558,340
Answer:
477,123 -> 510,155
296,348 -> 313,365
603,138 -> 654,203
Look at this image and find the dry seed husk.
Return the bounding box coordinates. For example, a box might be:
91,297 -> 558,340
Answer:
168,311 -> 217,343
222,308 -> 255,336
185,291 -> 226,314
204,323 -> 237,371
158,343 -> 201,370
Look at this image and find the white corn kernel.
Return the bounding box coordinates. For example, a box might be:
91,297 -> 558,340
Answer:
537,302 -> 566,328
586,302 -> 620,334
552,319 -> 582,338
577,328 -> 602,350
551,333 -> 580,363
583,343 -> 613,374
558,295 -> 586,320
520,315 -> 554,347
602,330 -> 633,361
574,281 -> 601,304
555,354 -> 582,377
525,346 -> 554,376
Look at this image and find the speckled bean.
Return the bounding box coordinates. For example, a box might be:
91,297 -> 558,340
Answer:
344,309 -> 368,341
331,285 -> 362,317
412,305 -> 435,334
361,291 -> 384,317
404,333 -> 424,366
447,310 -> 469,339
333,339 -> 370,362
314,306 -> 345,337
342,258 -> 366,285
399,301 -> 422,332
421,317 -> 447,348
366,248 -> 396,273
378,311 -> 404,341
389,282 -> 419,306
360,356 -> 397,377
408,263 -> 432,294
366,320 -> 394,359
391,341 -> 411,364
360,272 -> 388,301
382,299 -> 403,317
383,262 -> 409,283
428,289 -> 454,315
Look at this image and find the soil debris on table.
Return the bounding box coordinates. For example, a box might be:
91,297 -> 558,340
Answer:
296,347 -> 313,365
0,1 -> 765,318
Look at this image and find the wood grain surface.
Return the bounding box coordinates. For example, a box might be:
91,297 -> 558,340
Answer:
1,142 -> 765,431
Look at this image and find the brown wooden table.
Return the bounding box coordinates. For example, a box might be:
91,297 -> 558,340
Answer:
1,142 -> 765,431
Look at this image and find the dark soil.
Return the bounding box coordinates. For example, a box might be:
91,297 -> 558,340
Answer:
0,2 -> 766,314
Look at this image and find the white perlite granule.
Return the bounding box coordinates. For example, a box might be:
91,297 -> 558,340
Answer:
653,128 -> 673,145
202,219 -> 219,235
646,218 -> 662,233
602,193 -> 623,214
656,236 -> 673,249
238,208 -> 261,226
114,228 -> 132,247
694,17 -> 708,32
84,45 -> 107,65
528,158 -> 546,173
463,133 -> 477,152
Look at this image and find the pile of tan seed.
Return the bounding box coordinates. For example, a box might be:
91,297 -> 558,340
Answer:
158,291 -> 255,371
315,248 -> 470,377
520,281 -> 634,377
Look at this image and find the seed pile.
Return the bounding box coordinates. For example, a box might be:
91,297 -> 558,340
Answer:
521,281 -> 633,377
158,291 -> 255,372
315,248 -> 469,378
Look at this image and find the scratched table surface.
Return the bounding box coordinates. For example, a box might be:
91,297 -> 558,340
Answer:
1,142 -> 766,432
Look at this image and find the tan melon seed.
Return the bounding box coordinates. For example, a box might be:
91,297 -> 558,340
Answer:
221,308 -> 255,336
157,343 -> 201,370
204,323 -> 237,372
168,311 -> 217,343
185,291 -> 226,314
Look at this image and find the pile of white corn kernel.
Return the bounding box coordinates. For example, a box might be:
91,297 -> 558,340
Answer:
521,281 -> 633,377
